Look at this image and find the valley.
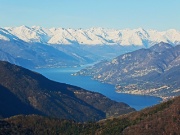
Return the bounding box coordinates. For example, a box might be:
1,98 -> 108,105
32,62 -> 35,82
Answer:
0,61 -> 135,122
34,67 -> 162,110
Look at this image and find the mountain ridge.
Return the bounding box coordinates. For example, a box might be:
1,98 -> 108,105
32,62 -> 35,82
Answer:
0,61 -> 135,122
0,96 -> 179,134
1,26 -> 180,47
1,25 -> 180,68
75,42 -> 180,100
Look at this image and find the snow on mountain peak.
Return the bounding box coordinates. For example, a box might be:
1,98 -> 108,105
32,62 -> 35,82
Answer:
0,28 -> 20,41
0,26 -> 180,47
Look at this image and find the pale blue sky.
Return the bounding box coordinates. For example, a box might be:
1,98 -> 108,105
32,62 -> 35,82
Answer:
0,0 -> 180,30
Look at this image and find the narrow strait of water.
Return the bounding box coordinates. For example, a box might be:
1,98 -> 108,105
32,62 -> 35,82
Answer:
34,66 -> 162,110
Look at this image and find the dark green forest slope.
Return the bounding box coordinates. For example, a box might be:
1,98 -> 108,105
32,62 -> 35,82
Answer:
0,96 -> 179,135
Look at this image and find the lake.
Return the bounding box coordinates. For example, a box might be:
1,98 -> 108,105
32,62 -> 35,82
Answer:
34,66 -> 162,110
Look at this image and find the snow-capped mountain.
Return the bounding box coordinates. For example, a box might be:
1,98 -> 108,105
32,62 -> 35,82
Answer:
1,26 -> 180,47
0,25 -> 180,68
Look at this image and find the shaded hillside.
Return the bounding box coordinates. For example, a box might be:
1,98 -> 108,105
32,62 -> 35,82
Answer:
0,61 -> 134,122
0,85 -> 43,118
0,96 -> 179,135
75,42 -> 180,98
68,89 -> 133,118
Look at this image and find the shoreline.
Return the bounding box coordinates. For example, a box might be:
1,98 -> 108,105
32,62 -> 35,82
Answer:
115,90 -> 175,102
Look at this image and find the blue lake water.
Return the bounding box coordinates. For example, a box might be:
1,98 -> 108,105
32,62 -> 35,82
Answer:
34,66 -> 162,110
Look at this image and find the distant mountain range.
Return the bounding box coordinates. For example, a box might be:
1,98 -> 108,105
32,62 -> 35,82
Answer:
1,26 -> 180,46
1,26 -> 180,68
0,61 -> 134,122
0,39 -> 102,68
75,42 -> 180,99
